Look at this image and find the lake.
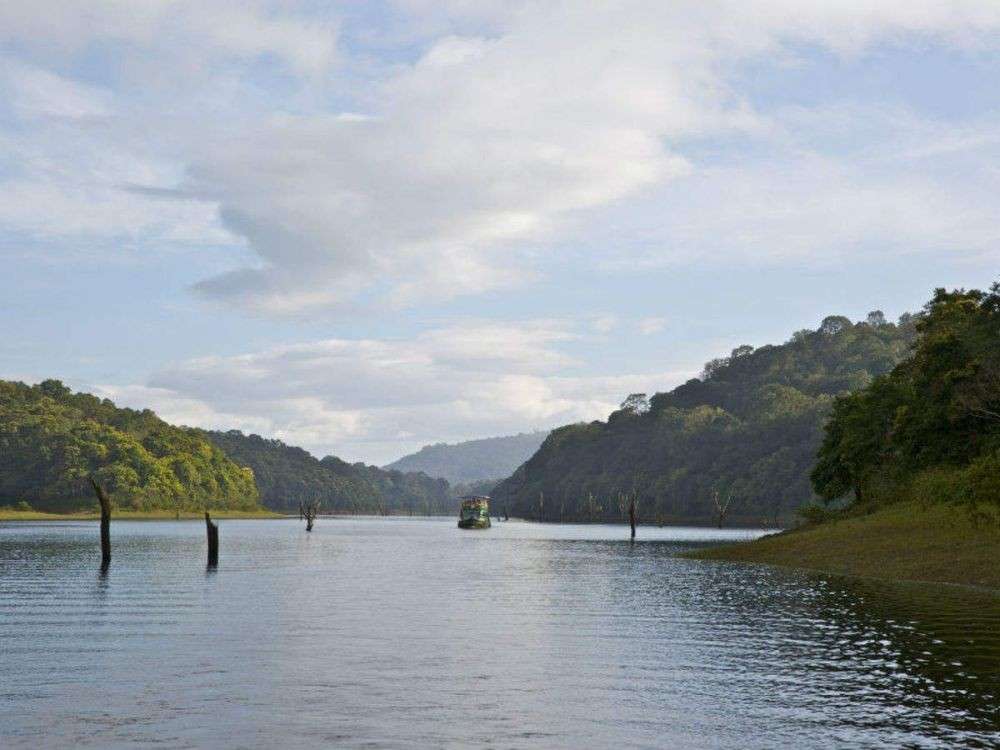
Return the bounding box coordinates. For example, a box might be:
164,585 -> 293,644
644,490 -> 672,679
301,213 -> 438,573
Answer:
1,517 -> 998,748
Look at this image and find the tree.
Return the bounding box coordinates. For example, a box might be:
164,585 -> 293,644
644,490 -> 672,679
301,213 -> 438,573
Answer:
701,357 -> 730,380
620,393 -> 650,415
819,316 -> 851,335
865,310 -> 887,328
712,490 -> 740,529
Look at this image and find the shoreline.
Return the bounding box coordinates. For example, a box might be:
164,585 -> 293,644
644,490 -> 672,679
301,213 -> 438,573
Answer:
0,509 -> 286,521
686,501 -> 1000,594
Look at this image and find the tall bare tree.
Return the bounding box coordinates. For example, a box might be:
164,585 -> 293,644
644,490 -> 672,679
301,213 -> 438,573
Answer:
712,490 -> 741,529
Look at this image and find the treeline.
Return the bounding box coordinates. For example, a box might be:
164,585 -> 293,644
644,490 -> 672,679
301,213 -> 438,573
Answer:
813,283 -> 1000,513
0,380 -> 259,512
0,379 -> 456,515
491,311 -> 918,525
203,430 -> 452,515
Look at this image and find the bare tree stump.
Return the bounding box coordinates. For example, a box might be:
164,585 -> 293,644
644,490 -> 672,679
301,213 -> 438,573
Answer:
88,477 -> 112,569
205,511 -> 219,567
302,501 -> 319,532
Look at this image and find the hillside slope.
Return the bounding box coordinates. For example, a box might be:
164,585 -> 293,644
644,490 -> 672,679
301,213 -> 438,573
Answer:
384,431 -> 549,484
0,380 -> 259,512
492,313 -> 917,524
204,430 -> 452,515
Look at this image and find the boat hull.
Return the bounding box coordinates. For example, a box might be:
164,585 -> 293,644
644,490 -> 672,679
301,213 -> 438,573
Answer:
457,518 -> 491,529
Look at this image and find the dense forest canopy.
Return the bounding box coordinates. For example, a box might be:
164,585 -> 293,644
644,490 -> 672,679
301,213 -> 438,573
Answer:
0,379 -> 259,512
491,311 -> 918,525
203,430 -> 453,515
384,431 -> 550,484
812,283 -> 1000,512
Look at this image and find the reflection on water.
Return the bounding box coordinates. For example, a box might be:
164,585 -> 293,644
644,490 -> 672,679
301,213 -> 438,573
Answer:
0,519 -> 997,748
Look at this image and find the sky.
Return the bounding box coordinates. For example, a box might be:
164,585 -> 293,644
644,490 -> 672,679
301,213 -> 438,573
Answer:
2,1 -> 1000,465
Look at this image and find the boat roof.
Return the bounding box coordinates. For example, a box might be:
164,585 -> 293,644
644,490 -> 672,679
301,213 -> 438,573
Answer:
459,495 -> 490,501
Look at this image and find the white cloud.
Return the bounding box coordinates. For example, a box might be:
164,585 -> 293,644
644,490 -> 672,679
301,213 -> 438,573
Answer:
0,1 -> 338,75
594,105 -> 1000,269
638,317 -> 667,336
591,315 -> 619,334
97,320 -> 690,463
2,61 -> 112,120
5,3 -> 1000,310
180,1 -> 1000,311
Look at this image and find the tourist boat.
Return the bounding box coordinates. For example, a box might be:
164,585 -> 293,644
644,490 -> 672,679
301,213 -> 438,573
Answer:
457,495 -> 491,529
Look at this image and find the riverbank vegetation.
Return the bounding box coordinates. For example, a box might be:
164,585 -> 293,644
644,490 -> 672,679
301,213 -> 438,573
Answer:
0,380 -> 260,513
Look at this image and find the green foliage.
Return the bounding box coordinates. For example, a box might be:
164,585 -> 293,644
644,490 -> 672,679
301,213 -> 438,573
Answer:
383,431 -> 549,484
813,283 -> 1000,512
203,430 -> 453,515
0,380 -> 259,512
492,313 -> 918,524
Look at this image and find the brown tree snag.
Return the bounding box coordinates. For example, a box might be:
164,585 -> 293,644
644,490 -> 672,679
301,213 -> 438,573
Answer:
88,477 -> 112,569
205,511 -> 219,567
712,490 -> 741,529
302,501 -> 319,532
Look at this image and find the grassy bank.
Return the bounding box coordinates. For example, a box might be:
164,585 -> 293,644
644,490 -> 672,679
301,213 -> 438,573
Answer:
688,501 -> 1000,592
0,508 -> 286,521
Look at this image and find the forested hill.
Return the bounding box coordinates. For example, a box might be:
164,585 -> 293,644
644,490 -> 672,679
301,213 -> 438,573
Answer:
0,379 -> 259,512
491,311 -> 918,525
384,431 -> 549,483
203,430 -> 452,515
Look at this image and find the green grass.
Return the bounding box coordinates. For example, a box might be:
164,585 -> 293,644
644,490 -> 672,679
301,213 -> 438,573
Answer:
688,501 -> 1000,592
0,508 -> 285,521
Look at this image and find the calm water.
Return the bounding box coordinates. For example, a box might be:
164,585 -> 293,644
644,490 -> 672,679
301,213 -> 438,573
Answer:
1,518 -> 998,749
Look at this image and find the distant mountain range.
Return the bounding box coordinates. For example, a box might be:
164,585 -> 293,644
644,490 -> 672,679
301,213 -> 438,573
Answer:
384,431 -> 550,484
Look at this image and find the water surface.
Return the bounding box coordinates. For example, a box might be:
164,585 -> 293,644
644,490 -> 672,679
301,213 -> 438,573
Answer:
1,518 -> 998,748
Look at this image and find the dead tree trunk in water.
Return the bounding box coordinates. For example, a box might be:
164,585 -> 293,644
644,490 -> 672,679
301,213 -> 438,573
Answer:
205,511 -> 219,567
629,496 -> 637,540
713,491 -> 740,529
88,477 -> 111,569
302,501 -> 319,532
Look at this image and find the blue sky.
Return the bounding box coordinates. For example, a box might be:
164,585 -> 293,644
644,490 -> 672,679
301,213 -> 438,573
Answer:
2,1 -> 999,463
